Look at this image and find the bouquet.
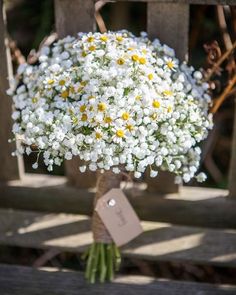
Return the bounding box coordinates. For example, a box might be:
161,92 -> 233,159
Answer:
9,31 -> 212,282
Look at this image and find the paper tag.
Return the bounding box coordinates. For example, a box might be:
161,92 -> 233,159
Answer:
95,188 -> 143,246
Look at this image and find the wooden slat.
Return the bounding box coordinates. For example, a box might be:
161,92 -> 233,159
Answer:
1,174 -> 236,228
145,171 -> 179,194
114,0 -> 236,4
1,264 -> 236,295
54,0 -> 96,188
1,208 -> 236,267
147,2 -> 189,61
54,0 -> 95,38
145,2 -> 189,193
229,100 -> 236,198
0,0 -> 23,181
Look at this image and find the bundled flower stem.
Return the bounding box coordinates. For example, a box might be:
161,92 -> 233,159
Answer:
84,169 -> 122,283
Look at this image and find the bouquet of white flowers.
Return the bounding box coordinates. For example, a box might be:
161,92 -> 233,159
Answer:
9,30 -> 212,282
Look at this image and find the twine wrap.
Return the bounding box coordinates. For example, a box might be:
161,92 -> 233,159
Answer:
92,170 -> 122,244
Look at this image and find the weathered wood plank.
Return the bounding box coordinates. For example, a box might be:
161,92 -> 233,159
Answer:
0,208 -> 236,267
1,174 -> 236,228
229,100 -> 236,199
0,0 -> 24,181
54,0 -> 95,38
1,264 -> 236,295
55,0 -> 95,186
146,2 -> 189,193
147,2 -> 189,61
114,0 -> 236,4
54,0 -> 96,188
65,159 -> 96,188
145,171 -> 179,194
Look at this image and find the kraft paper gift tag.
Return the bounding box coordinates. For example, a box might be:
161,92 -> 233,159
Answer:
95,188 -> 143,246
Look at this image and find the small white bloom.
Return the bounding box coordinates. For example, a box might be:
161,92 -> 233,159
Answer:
79,165 -> 87,173
32,162 -> 38,169
196,172 -> 207,182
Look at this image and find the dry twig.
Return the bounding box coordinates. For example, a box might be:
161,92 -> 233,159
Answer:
211,75 -> 236,113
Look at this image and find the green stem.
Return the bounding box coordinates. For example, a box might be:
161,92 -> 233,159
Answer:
99,243 -> 107,283
85,243 -> 95,280
84,242 -> 120,283
90,243 -> 100,284
107,244 -> 114,281
81,246 -> 90,260
113,244 -> 121,271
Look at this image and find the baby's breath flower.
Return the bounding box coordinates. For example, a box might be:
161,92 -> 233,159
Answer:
10,30 -> 212,182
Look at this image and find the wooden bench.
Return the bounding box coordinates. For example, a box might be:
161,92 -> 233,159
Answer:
1,264 -> 236,295
1,174 -> 236,229
1,208 -> 236,268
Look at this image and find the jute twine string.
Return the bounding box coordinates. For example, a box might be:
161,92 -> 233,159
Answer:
92,169 -> 122,244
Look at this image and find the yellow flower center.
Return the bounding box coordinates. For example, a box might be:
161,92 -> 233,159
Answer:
87,36 -> 94,43
72,117 -> 78,124
95,132 -> 102,139
135,95 -> 142,100
61,90 -> 69,99
82,51 -> 87,57
80,105 -> 86,112
167,106 -> 172,113
59,80 -> 66,86
117,58 -> 125,65
148,74 -> 153,80
89,45 -> 96,51
116,36 -> 123,42
47,79 -> 54,85
139,57 -> 146,64
116,129 -> 125,138
167,61 -> 174,69
104,116 -> 112,124
131,54 -> 139,62
151,113 -> 158,120
98,102 -> 107,112
69,86 -> 75,94
163,90 -> 173,96
152,100 -> 161,108
126,124 -> 133,131
100,35 -> 108,42
77,86 -> 84,93
31,97 -> 38,103
142,49 -> 147,55
88,95 -> 95,100
81,114 -> 88,121
121,112 -> 130,120
69,108 -> 74,115
81,81 -> 87,87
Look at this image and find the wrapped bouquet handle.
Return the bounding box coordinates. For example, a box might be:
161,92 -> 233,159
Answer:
85,170 -> 122,283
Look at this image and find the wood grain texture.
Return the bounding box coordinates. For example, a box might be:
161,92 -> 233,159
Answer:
54,0 -> 96,187
229,100 -> 236,198
113,0 -> 236,4
1,264 -> 236,295
65,159 -> 96,188
0,0 -> 23,181
1,208 -> 236,267
145,171 -> 179,194
1,174 -> 236,228
147,2 -> 189,61
146,2 -> 189,193
54,0 -> 95,38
